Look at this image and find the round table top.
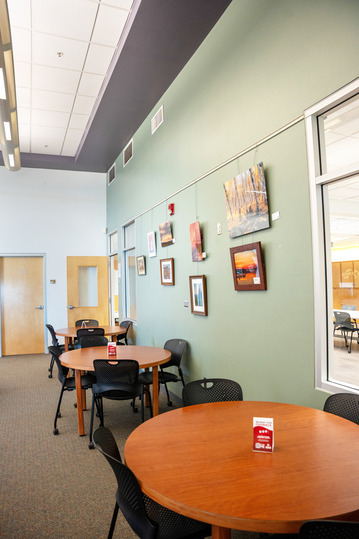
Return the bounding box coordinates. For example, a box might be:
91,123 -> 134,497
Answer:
55,325 -> 125,338
124,400 -> 359,534
60,345 -> 171,371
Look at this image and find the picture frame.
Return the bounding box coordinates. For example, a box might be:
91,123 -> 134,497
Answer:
136,255 -> 146,276
160,258 -> 174,285
230,241 -> 266,291
159,220 -> 174,246
189,275 -> 208,316
147,231 -> 157,258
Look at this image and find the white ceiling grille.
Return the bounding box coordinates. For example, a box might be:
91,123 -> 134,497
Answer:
151,105 -> 163,134
108,164 -> 116,184
123,139 -> 133,166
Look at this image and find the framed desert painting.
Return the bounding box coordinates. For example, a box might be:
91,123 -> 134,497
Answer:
160,258 -> 174,285
230,242 -> 266,291
189,275 -> 208,315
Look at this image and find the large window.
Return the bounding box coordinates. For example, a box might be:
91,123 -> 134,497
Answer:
305,78 -> 359,393
122,221 -> 136,320
108,231 -> 119,325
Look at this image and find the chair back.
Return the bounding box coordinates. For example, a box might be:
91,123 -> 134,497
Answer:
120,320 -> 132,331
93,427 -> 158,538
299,520 -> 359,538
93,359 -> 140,397
48,345 -> 69,383
162,339 -> 187,369
323,393 -> 359,425
76,327 -> 105,342
75,319 -> 99,327
80,335 -> 108,348
46,324 -> 60,347
182,377 -> 243,406
333,311 -> 354,330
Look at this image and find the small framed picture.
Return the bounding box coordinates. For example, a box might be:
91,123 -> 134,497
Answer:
147,231 -> 157,258
230,241 -> 266,291
136,255 -> 146,276
189,275 -> 208,316
160,258 -> 174,285
159,220 -> 174,246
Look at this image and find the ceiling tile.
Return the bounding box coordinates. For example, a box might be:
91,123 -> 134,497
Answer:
16,87 -> 31,109
32,33 -> 89,71
32,64 -> 81,94
102,0 -> 134,9
69,113 -> 90,130
17,107 -> 31,124
8,0 -> 31,29
73,95 -> 96,115
31,125 -> 67,141
84,43 -> 116,75
78,72 -> 104,97
11,28 -> 31,63
32,0 -> 98,42
32,89 -> 75,113
14,61 -> 31,87
31,139 -> 64,154
92,4 -> 129,47
32,109 -> 71,129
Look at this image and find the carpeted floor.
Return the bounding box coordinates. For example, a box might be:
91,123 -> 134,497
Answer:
0,354 -> 261,539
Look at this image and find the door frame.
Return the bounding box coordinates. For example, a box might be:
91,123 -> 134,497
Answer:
0,253 -> 47,357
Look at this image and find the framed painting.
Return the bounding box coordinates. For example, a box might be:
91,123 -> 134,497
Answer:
136,255 -> 146,276
160,258 -> 174,285
230,242 -> 266,291
147,231 -> 157,258
223,162 -> 270,238
189,221 -> 204,261
159,220 -> 174,246
189,275 -> 208,315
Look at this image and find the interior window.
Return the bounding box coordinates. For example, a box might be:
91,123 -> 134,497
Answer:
122,221 -> 137,321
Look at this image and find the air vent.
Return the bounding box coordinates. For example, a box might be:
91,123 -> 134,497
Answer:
123,139 -> 133,167
108,164 -> 116,184
151,105 -> 164,134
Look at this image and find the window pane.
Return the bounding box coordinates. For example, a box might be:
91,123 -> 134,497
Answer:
326,176 -> 359,389
109,232 -> 118,254
124,221 -> 135,249
319,94 -> 359,175
78,266 -> 98,307
125,248 -> 136,319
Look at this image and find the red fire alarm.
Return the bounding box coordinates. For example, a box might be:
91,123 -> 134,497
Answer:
168,203 -> 175,215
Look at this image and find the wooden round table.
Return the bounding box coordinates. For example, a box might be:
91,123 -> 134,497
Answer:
55,325 -> 126,351
125,401 -> 359,538
60,345 -> 171,435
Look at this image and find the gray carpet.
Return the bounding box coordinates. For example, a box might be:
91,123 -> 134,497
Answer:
0,354 -> 261,539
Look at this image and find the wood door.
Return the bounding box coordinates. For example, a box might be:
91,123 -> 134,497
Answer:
0,257 -> 45,355
67,256 -> 109,326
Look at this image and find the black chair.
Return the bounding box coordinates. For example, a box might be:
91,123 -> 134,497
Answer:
76,327 -> 105,348
116,320 -> 132,345
139,339 -> 187,407
323,393 -> 359,425
93,427 -> 211,539
299,520 -> 359,538
89,359 -> 150,449
182,378 -> 243,406
48,345 -> 96,435
75,319 -> 99,327
79,335 -> 108,348
45,323 -> 74,377
333,311 -> 359,353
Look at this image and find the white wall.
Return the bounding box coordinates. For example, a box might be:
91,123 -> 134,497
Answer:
0,165 -> 107,339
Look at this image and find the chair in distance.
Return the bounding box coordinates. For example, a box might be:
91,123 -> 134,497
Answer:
45,323 -> 69,378
79,335 -> 108,348
93,427 -> 211,539
323,393 -> 359,425
299,519 -> 359,538
116,320 -> 132,345
76,327 -> 105,348
88,359 -> 151,449
75,319 -> 99,327
138,339 -> 187,407
332,311 -> 359,353
182,378 -> 243,407
48,346 -> 96,435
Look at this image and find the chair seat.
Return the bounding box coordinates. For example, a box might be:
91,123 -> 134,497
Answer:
65,373 -> 96,391
93,381 -> 143,400
139,370 -> 180,384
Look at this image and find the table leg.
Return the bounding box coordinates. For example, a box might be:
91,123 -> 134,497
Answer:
152,366 -> 159,416
75,369 -> 85,436
211,525 -> 231,539
65,337 -> 69,352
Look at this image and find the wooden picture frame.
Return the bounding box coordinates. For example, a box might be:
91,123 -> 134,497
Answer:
160,258 -> 174,285
230,242 -> 266,291
136,255 -> 146,275
189,275 -> 208,316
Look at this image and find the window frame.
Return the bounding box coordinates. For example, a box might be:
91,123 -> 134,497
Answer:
305,77 -> 359,393
121,220 -> 136,321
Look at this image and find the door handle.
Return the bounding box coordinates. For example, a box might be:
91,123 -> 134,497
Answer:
35,305 -> 44,310
68,305 -> 76,309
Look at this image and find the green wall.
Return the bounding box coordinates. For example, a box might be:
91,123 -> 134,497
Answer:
107,0 -> 359,409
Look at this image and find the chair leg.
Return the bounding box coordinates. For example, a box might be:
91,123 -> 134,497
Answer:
108,502 -> 119,539
48,355 -> 54,378
89,394 -> 97,449
349,332 -> 353,353
163,380 -> 172,406
141,390 -> 144,422
53,385 -> 66,435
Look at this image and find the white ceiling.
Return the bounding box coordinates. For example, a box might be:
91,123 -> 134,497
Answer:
8,0 -> 136,158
